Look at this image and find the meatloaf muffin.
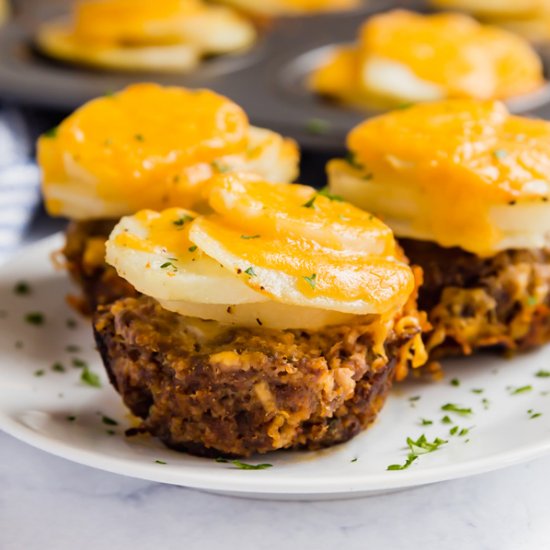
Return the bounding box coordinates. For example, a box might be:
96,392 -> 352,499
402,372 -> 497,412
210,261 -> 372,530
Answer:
37,83 -> 299,313
94,295 -> 422,457
94,175 -> 426,456
329,99 -> 550,360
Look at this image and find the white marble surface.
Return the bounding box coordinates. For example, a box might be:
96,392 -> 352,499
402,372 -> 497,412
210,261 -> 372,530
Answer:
1,431 -> 550,550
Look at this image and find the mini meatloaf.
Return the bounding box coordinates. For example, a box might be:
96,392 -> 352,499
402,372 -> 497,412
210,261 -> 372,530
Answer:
329,100 -> 550,360
62,220 -> 138,314
401,240 -> 550,357
94,295 -> 422,457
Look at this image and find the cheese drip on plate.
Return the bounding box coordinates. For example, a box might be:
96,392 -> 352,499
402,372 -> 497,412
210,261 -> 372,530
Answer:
311,10 -> 544,106
38,83 -> 299,220
106,174 -> 415,329
36,0 -> 256,72
328,99 -> 550,256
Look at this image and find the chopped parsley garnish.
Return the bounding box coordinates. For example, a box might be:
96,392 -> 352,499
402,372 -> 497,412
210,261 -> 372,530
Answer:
536,370 -> 550,378
211,161 -> 231,173
471,388 -> 484,394
449,426 -> 459,436
66,318 -> 78,329
450,378 -> 460,387
441,403 -> 473,416
244,267 -> 256,277
409,396 -> 421,402
51,362 -> 65,373
493,149 -> 508,160
14,281 -> 31,295
441,415 -> 452,424
81,367 -> 101,388
303,273 -> 317,289
134,133 -> 144,142
43,126 -> 58,138
25,312 -> 44,326
217,459 -> 273,470
420,418 -> 433,426
509,385 -> 532,395
101,415 -> 118,426
302,195 -> 317,208
72,358 -> 87,368
528,409 -> 542,419
351,458 -> 358,463
240,234 -> 261,240
160,261 -> 176,270
34,369 -> 45,377
188,245 -> 198,253
317,186 -> 343,202
65,345 -> 81,353
482,398 -> 490,410
173,214 -> 194,227
305,118 -> 331,135
387,434 -> 447,471
459,428 -> 470,436
155,460 -> 167,465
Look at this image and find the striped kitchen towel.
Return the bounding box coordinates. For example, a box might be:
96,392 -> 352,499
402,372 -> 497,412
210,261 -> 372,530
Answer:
0,162 -> 41,263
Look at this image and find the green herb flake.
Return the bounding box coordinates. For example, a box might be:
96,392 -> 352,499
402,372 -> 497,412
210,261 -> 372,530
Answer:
302,195 -> 317,209
493,149 -> 508,160
101,415 -> 118,426
160,261 -> 176,270
509,385 -> 532,395
66,318 -> 78,329
471,388 -> 484,394
441,415 -> 452,424
305,118 -> 331,135
25,312 -> 44,326
450,426 -> 459,436
409,396 -> 421,402
34,369 -> 45,377
459,428 -> 470,437
106,430 -> 116,436
155,460 -> 167,465
51,362 -> 65,373
188,245 -> 198,253
65,345 -> 81,353
215,457 -> 228,463
536,370 -> 550,378
441,403 -> 473,416
134,133 -> 144,142
528,409 -> 542,419
317,187 -> 343,202
240,234 -> 261,240
387,454 -> 418,471
450,378 -> 460,387
173,214 -> 195,227
43,126 -> 58,138
72,358 -> 87,369
229,460 -> 273,470
81,367 -> 101,388
388,435 -> 447,471
351,457 -> 358,463
14,281 -> 31,295
420,418 -> 433,426
482,398 -> 490,410
303,273 -> 317,289
244,267 -> 256,277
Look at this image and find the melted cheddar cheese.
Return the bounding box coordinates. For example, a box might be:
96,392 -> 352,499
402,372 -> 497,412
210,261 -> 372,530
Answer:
38,83 -> 299,220
106,175 -> 415,328
215,0 -> 358,16
328,100 -> 550,256
311,10 -> 544,106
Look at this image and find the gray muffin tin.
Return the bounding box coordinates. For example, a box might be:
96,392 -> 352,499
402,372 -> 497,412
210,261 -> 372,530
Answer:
1,0 -> 550,151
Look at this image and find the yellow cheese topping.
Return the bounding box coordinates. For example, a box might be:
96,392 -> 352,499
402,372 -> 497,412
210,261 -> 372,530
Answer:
330,99 -> 550,255
73,0 -> 203,44
218,0 -> 358,15
109,174 -> 415,315
311,10 -> 543,104
38,83 -> 249,215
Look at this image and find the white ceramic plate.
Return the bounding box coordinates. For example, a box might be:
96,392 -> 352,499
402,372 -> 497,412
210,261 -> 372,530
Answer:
2,233 -> 550,500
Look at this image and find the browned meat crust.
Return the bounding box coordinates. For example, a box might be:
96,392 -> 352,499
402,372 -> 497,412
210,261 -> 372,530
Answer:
93,296 -> 423,457
401,239 -> 550,358
62,220 -> 138,314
